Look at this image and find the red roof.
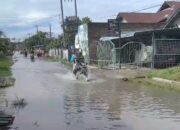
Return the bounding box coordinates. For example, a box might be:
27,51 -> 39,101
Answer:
117,1 -> 180,24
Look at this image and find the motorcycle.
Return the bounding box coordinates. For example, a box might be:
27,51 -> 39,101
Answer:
24,51 -> 28,57
30,54 -> 35,62
73,62 -> 88,81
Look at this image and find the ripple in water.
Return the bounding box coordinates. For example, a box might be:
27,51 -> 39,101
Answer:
54,72 -> 105,84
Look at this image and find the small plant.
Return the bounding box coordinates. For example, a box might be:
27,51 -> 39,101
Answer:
11,96 -> 27,110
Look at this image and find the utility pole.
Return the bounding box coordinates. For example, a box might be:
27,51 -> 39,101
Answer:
49,24 -> 52,40
60,0 -> 66,48
35,25 -> 39,45
117,17 -> 122,69
74,0 -> 79,30
36,25 -> 39,34
74,0 -> 78,18
28,33 -> 31,39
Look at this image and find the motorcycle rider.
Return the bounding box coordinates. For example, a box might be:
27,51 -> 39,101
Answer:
30,48 -> 35,61
24,49 -> 28,57
72,51 -> 88,80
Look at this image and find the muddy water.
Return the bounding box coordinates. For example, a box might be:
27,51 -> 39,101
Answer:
0,53 -> 180,130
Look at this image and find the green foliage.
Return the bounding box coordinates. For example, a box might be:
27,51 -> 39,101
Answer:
62,16 -> 92,48
24,31 -> 50,50
24,31 -> 64,50
0,38 -> 14,56
64,16 -> 80,47
47,38 -> 63,50
0,56 -> 13,69
81,17 -> 92,25
0,56 -> 13,77
147,66 -> 180,81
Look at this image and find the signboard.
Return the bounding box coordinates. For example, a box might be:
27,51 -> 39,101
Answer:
108,19 -> 118,31
108,19 -> 119,36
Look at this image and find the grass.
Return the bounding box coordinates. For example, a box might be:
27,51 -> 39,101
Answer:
147,66 -> 180,81
0,56 -> 13,77
131,78 -> 180,92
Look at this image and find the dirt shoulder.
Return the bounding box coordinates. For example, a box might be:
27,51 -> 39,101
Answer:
89,66 -> 180,90
89,66 -> 151,80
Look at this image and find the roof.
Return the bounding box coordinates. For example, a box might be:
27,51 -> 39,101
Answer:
134,28 -> 180,36
117,1 -> 180,24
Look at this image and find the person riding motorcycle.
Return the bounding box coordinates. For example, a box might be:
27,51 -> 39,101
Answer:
23,49 -> 28,57
73,54 -> 88,81
30,49 -> 35,61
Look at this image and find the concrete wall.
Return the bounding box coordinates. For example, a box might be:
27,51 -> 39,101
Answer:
88,23 -> 108,64
63,49 -> 69,61
75,23 -> 108,64
48,48 -> 65,59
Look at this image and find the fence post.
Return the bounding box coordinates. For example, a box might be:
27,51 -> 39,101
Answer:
152,32 -> 155,69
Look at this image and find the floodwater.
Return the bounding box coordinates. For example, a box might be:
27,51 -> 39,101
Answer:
0,52 -> 180,130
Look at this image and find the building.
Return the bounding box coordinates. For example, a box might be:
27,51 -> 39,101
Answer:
99,1 -> 180,69
75,22 -> 107,63
114,1 -> 180,37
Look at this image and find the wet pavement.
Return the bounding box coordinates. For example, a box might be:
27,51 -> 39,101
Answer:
0,52 -> 180,130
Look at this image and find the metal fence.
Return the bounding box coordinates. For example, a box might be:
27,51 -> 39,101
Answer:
97,41 -> 150,69
153,39 -> 180,68
97,40 -> 115,69
115,42 -> 148,69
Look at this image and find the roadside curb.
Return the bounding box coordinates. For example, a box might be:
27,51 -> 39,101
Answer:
152,77 -> 180,87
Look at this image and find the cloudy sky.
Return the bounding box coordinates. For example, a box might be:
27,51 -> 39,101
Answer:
0,0 -> 166,40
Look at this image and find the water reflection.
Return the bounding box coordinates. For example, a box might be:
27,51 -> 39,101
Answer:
11,97 -> 27,112
63,79 -> 180,130
63,81 -> 125,130
4,53 -> 180,130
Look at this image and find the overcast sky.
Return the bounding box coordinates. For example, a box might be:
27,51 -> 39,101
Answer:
0,0 -> 166,40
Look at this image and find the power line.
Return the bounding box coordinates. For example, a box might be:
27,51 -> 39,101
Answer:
0,2 -> 165,36
0,3 -> 161,21
91,3 -> 162,20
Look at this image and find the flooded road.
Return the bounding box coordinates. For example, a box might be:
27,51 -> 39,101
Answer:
1,53 -> 180,130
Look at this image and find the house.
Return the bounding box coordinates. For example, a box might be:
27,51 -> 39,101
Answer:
114,1 -> 180,37
75,22 -> 107,63
99,1 -> 180,69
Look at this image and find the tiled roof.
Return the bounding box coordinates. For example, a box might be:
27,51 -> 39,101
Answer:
117,1 -> 180,24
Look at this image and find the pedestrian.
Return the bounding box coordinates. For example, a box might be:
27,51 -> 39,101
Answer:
70,53 -> 76,64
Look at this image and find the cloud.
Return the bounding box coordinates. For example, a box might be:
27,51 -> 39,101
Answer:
0,0 -> 165,39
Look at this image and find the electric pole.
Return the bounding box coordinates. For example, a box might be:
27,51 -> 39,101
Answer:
36,25 -> 39,34
117,17 -> 122,69
74,0 -> 77,18
60,0 -> 66,48
49,24 -> 52,40
35,25 -> 39,45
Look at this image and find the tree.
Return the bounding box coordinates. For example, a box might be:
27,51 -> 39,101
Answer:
81,17 -> 92,25
0,31 -> 14,56
64,16 -> 80,48
24,31 -> 50,50
46,35 -> 64,49
24,31 -> 64,50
